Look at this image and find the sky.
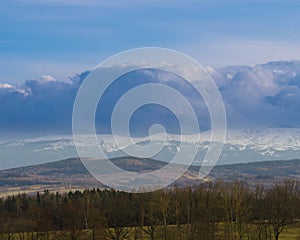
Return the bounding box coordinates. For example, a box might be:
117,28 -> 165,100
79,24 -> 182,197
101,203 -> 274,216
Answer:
1,0 -> 300,83
0,0 -> 300,141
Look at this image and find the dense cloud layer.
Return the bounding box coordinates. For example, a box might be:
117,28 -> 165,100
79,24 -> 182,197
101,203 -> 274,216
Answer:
219,61 -> 300,128
1,60 -> 300,138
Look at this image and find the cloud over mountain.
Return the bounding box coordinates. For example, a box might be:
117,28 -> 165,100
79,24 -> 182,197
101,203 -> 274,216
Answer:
219,61 -> 300,128
1,60 -> 300,138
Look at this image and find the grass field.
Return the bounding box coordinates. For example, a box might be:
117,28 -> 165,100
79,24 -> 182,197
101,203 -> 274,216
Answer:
1,222 -> 300,240
279,221 -> 300,239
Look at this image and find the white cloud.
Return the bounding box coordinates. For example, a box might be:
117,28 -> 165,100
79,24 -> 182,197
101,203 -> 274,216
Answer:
0,83 -> 14,89
0,62 -> 299,136
35,75 -> 57,83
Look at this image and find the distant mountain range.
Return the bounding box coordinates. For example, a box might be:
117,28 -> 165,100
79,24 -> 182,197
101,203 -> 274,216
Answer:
1,128 -> 300,170
0,157 -> 299,197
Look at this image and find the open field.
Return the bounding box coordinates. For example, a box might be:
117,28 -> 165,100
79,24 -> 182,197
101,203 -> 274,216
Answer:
1,222 -> 300,240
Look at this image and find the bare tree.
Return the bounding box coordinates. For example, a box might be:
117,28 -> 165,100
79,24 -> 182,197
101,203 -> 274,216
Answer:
265,184 -> 295,240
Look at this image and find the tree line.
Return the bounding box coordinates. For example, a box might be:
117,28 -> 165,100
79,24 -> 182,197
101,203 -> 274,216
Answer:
0,180 -> 300,240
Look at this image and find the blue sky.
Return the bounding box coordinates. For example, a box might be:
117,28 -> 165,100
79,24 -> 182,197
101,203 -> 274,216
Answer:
1,0 -> 300,83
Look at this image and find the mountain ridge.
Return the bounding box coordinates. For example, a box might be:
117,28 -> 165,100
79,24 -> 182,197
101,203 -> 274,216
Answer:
1,128 -> 300,170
